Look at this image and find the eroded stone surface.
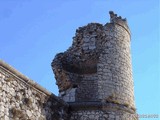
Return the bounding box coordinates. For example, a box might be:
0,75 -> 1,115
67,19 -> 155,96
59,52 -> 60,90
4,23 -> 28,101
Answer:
52,11 -> 137,120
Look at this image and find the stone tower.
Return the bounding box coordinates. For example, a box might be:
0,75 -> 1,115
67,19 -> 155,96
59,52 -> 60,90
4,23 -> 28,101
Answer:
52,11 -> 137,120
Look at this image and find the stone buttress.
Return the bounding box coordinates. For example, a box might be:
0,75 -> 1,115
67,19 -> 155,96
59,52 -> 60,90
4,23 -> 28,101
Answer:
52,11 -> 138,120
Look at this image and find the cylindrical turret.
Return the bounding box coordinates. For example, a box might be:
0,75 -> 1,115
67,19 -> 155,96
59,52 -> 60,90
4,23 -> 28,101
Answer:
52,11 -> 137,120
97,11 -> 135,110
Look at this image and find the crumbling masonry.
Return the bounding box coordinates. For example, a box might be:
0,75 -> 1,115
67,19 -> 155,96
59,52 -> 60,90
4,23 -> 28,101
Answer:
0,11 -> 137,120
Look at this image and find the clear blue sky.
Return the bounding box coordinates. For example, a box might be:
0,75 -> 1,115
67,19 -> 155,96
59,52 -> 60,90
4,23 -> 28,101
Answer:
0,0 -> 159,119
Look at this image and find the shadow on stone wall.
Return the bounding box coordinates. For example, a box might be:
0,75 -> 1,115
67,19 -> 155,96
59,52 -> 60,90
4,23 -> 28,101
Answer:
41,93 -> 69,120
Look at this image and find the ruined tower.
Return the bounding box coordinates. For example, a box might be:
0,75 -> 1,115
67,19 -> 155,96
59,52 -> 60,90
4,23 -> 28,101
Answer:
52,11 -> 137,120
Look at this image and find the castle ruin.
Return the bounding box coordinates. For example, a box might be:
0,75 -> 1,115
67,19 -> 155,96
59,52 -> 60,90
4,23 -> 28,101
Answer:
0,11 -> 137,120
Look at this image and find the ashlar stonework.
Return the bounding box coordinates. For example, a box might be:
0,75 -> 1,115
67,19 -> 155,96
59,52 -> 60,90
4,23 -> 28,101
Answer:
0,11 -> 138,120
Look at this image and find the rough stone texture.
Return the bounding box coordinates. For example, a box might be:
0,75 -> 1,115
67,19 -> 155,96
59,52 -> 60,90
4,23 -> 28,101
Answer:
0,60 -> 69,120
52,11 -> 138,120
0,11 -> 138,120
69,102 -> 137,120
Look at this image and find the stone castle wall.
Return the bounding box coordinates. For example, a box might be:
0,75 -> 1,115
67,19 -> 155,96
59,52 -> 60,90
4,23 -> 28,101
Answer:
69,102 -> 137,120
0,60 -> 69,120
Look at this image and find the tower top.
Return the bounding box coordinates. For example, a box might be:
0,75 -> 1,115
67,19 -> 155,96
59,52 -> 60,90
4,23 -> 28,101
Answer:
109,11 -> 127,23
109,11 -> 130,34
